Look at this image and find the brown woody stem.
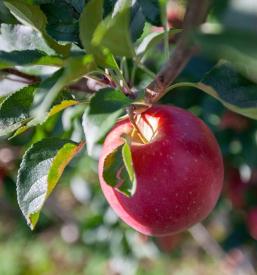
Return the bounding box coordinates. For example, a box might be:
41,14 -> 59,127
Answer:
1,68 -> 40,84
145,0 -> 210,104
0,68 -> 109,93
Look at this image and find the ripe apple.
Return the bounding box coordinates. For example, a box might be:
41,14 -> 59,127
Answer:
246,207 -> 257,240
99,105 -> 224,236
219,111 -> 250,132
156,233 -> 182,252
225,168 -> 247,209
0,168 -> 4,181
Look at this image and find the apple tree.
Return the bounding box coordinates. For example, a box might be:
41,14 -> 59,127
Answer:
0,0 -> 257,244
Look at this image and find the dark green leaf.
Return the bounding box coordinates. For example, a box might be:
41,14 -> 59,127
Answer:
194,29 -> 257,83
170,63 -> 257,120
0,77 -> 79,137
200,63 -> 257,119
103,138 -> 136,197
103,0 -> 117,17
130,2 -> 145,42
25,0 -> 55,4
82,88 -> 133,155
4,0 -> 70,56
17,138 -> 84,229
0,0 -> 16,23
0,85 -> 36,137
13,89 -> 78,138
41,2 -> 80,43
0,50 -> 63,69
138,0 -> 162,26
70,0 -> 86,13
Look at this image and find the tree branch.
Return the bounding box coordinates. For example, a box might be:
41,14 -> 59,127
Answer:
1,68 -> 41,84
0,68 -> 108,93
145,0 -> 210,104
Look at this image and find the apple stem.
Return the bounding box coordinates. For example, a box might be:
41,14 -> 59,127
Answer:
127,106 -> 148,144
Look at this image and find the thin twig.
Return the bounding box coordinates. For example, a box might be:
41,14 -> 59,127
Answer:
145,0 -> 210,104
1,68 -> 40,84
0,68 -> 109,93
189,223 -> 257,275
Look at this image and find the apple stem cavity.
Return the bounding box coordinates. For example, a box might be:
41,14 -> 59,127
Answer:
127,106 -> 149,144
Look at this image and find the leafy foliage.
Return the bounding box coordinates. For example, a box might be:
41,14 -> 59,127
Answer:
195,29 -> 257,83
0,85 -> 36,137
138,0 -> 162,26
92,1 -> 135,58
31,55 -> 96,122
0,0 -> 257,231
0,24 -> 55,54
4,0 -> 71,56
0,84 -> 78,137
200,63 -> 257,119
17,138 -> 84,229
0,50 -> 63,68
82,88 -> 133,155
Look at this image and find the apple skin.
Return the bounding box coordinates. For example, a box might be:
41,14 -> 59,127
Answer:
99,105 -> 224,236
247,208 -> 257,240
226,168 -> 247,209
0,166 -> 5,183
219,111 -> 250,132
156,233 -> 182,252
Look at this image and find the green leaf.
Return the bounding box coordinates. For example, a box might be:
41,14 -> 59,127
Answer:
199,63 -> 257,120
0,81 -> 78,137
103,0 -> 117,17
31,55 -> 96,122
169,63 -> 257,120
121,137 -> 136,195
0,50 -> 63,69
82,88 -> 133,155
79,0 -> 118,68
136,28 -> 181,56
4,0 -> 70,56
4,0 -> 47,31
194,29 -> 257,83
70,0 -> 86,13
92,0 -> 135,58
138,0 -> 162,26
0,24 -> 55,55
41,1 -> 80,43
0,0 -> 16,23
103,138 -> 136,197
130,2 -> 145,42
17,138 -> 84,229
79,0 -> 103,53
0,85 -> 36,137
12,98 -> 78,138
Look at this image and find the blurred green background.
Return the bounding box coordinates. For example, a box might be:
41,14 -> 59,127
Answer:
1,0 -> 257,274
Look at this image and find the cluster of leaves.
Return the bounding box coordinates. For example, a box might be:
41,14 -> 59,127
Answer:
0,0 -> 257,230
0,0 -> 168,229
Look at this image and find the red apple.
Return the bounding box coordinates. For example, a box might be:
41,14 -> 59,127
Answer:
219,111 -> 250,132
156,233 -> 182,252
226,168 -> 247,209
0,167 -> 4,181
99,105 -> 224,236
247,207 -> 257,240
